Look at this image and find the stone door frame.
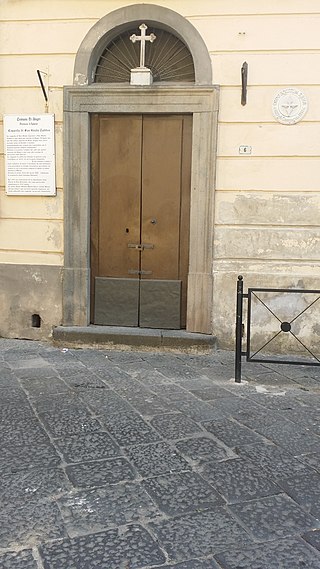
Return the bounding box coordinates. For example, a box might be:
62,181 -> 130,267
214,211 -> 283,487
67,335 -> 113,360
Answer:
62,5 -> 219,334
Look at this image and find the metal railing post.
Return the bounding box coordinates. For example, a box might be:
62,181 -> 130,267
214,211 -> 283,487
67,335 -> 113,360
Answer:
235,275 -> 244,383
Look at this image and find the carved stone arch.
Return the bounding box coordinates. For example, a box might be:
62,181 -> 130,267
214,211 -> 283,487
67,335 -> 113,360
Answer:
73,4 -> 212,86
63,4 -> 219,335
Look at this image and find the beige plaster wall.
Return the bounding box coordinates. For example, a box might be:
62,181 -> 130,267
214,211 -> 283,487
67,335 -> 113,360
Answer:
1,0 -> 319,347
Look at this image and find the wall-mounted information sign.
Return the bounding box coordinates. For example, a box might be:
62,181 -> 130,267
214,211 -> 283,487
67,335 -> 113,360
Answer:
4,114 -> 56,196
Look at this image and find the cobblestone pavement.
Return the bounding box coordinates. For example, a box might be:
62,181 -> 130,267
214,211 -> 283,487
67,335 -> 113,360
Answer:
0,338 -> 320,568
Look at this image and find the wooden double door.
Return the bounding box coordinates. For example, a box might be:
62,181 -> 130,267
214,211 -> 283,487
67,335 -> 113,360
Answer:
91,113 -> 192,329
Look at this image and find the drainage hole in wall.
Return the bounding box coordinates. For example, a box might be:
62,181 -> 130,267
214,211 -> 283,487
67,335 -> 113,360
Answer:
31,314 -> 41,328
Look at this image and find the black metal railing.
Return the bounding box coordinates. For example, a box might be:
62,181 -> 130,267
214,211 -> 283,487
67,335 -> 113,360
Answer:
235,275 -> 320,382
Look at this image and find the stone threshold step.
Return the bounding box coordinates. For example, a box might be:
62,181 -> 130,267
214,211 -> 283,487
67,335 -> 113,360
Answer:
52,325 -> 217,352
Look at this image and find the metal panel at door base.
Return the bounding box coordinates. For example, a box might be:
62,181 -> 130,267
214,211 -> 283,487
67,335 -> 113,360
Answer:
139,280 -> 181,329
94,277 -> 139,326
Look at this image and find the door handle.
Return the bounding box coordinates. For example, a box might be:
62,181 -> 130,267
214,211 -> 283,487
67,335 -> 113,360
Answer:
128,269 -> 152,275
128,243 -> 154,251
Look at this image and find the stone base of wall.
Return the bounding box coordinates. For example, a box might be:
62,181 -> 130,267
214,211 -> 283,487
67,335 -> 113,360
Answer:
0,264 -> 63,340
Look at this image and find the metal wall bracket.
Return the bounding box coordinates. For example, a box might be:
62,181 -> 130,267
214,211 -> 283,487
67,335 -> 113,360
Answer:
36,69 -> 48,103
241,62 -> 248,106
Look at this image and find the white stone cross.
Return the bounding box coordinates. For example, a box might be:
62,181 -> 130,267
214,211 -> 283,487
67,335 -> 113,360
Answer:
130,24 -> 156,69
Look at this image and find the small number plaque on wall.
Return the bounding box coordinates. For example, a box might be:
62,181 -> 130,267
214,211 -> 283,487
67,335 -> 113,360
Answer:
4,114 -> 56,196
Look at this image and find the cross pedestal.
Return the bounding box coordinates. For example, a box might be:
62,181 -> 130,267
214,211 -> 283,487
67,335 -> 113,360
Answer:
130,67 -> 153,85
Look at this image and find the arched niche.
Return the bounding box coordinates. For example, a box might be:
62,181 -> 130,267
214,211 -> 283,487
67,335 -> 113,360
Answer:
73,4 -> 212,86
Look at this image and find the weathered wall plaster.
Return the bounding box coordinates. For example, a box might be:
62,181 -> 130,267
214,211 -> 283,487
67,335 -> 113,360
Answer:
0,265 -> 63,339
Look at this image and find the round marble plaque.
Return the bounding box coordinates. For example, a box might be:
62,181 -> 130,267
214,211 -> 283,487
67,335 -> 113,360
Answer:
272,88 -> 308,124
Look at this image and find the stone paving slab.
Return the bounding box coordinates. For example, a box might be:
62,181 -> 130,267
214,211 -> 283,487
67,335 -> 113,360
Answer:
65,457 -> 136,488
299,452 -> 320,472
20,376 -> 69,396
152,362 -> 195,380
189,385 -> 235,400
61,372 -> 108,389
277,470 -> 320,518
236,441 -> 311,479
150,412 -> 202,439
0,496 -> 67,548
58,484 -> 161,536
0,550 -> 38,569
6,357 -> 50,370
215,537 -> 320,569
111,377 -> 150,396
290,390 -> 320,407
157,561 -> 220,569
171,397 -> 225,421
0,441 -> 61,474
0,402 -> 36,422
0,369 -> 20,388
39,525 -> 166,568
149,508 -> 253,561
101,411 -> 161,446
53,430 -> 122,463
200,458 -> 281,503
0,387 -> 29,406
203,417 -> 267,447
0,339 -> 320,568
51,362 -> 88,376
126,441 -> 190,477
0,466 -> 70,501
208,395 -> 263,418
234,406 -> 284,430
252,419 -> 320,456
0,416 -> 49,446
13,366 -> 59,380
29,392 -> 81,413
149,383 -> 195,400
245,391 -> 304,411
78,387 -> 134,414
142,471 -> 224,516
229,494 -> 320,540
303,529 -> 320,551
133,367 -> 178,386
37,407 -> 102,438
175,436 -> 232,464
121,391 -> 172,416
93,365 -> 135,386
282,407 -> 320,435
175,376 -> 222,390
